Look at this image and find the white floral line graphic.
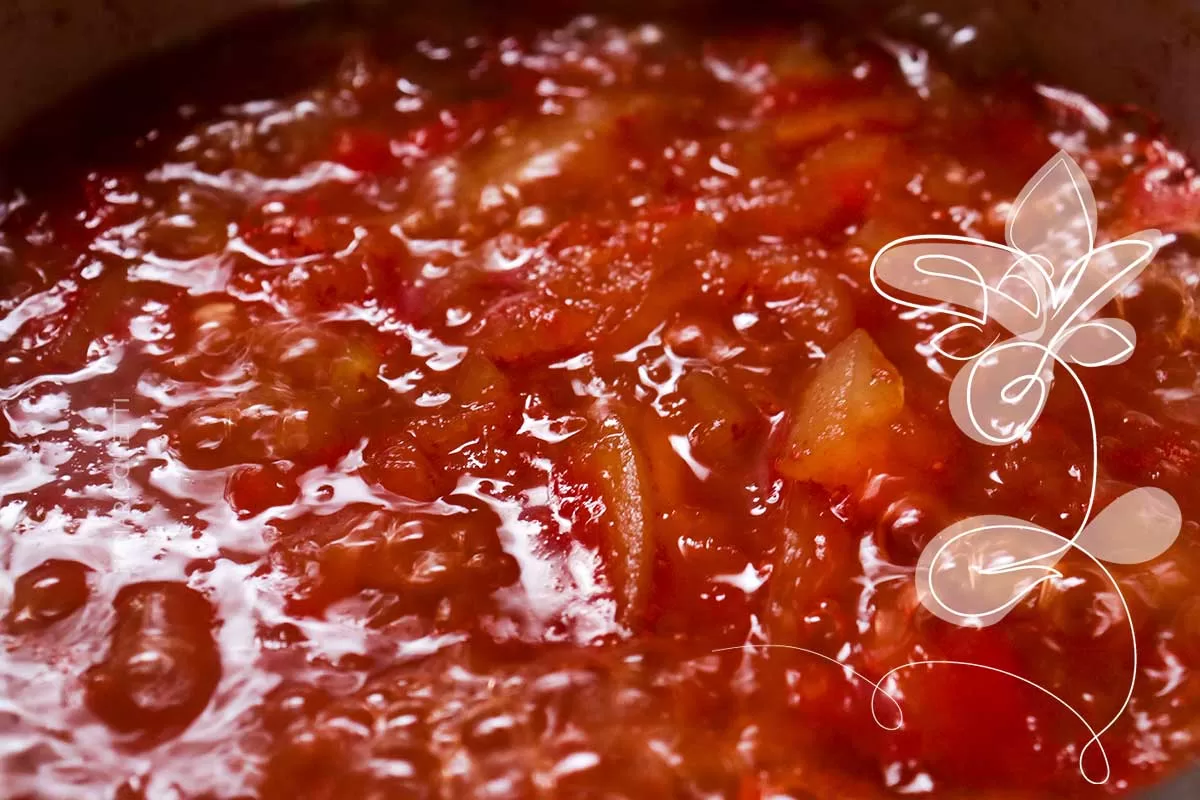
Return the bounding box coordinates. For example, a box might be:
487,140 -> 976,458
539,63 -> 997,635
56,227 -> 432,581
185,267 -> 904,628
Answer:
867,152 -> 1182,784
721,151 -> 1182,786
712,643 -> 1113,744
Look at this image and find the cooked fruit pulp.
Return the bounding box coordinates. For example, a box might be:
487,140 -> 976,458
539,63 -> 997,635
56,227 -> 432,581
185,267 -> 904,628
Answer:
2,4 -> 1200,798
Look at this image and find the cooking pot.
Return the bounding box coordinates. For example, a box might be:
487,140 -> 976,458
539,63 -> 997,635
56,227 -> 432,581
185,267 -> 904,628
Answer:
0,1 -> 1196,797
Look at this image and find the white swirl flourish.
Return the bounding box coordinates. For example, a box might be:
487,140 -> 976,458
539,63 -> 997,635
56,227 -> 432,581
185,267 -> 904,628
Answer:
722,151 -> 1186,786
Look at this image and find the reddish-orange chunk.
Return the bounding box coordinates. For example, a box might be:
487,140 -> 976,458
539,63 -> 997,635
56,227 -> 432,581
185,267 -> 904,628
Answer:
678,370 -> 765,467
773,96 -> 919,147
471,290 -> 597,365
173,388 -> 337,469
361,432 -> 445,501
225,461 -> 301,518
272,505 -> 519,618
84,583 -> 221,742
4,560 -> 91,633
766,483 -> 857,644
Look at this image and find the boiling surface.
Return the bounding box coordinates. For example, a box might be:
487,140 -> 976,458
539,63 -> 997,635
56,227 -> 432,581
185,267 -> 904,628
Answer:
2,5 -> 1200,798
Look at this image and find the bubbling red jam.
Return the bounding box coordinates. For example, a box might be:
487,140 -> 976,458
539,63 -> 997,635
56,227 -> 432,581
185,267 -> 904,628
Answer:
2,4 -> 1200,798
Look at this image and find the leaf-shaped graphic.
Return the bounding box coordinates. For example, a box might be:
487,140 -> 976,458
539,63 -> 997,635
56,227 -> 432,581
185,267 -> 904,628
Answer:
867,147 -> 1182,791
1074,487 -> 1182,564
916,515 -> 1065,628
1050,230 -> 1162,332
1006,150 -> 1096,271
949,337 -> 1054,445
871,238 -> 1048,340
1055,318 -> 1135,367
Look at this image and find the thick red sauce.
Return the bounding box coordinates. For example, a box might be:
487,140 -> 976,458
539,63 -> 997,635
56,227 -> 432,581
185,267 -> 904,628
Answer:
3,4 -> 1200,798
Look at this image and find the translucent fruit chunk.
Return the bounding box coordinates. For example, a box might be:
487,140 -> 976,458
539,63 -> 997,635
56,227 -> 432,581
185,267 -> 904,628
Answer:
580,402 -> 655,629
778,329 -> 904,487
